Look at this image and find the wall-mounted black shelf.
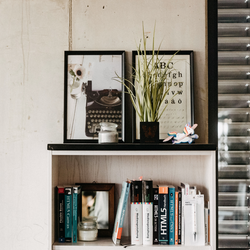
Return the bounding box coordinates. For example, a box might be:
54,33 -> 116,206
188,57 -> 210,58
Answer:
47,143 -> 217,151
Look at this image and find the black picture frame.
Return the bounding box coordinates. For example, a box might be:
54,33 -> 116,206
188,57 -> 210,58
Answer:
75,183 -> 115,237
64,51 -> 126,143
132,50 -> 194,142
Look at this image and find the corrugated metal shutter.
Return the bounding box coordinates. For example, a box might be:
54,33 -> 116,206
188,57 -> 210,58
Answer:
218,0 -> 250,248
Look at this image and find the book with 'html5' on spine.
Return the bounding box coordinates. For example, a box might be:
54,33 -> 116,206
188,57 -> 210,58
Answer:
158,186 -> 169,245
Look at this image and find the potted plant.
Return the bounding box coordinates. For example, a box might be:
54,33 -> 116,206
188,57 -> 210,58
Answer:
116,24 -> 179,143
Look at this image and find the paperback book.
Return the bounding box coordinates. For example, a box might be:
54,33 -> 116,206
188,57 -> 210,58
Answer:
64,186 -> 72,243
112,181 -> 131,245
131,180 -> 143,245
168,186 -> 175,245
175,191 -> 178,245
142,180 -> 153,245
178,189 -> 182,244
158,186 -> 169,245
55,186 -> 65,242
72,186 -> 81,243
183,193 -> 205,246
153,187 -> 159,244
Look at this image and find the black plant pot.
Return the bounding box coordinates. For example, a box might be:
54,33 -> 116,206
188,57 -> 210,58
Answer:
140,122 -> 159,143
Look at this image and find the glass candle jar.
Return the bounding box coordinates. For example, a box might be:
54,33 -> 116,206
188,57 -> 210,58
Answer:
98,122 -> 118,144
78,217 -> 98,241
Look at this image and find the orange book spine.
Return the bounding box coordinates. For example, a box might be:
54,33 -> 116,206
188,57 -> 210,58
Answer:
174,191 -> 178,245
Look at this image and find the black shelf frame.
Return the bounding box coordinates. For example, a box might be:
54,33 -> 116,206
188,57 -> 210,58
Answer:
48,143 -> 217,151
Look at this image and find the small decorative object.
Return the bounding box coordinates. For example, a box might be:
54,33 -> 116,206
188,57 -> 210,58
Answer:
75,183 -> 115,237
98,122 -> 118,144
163,123 -> 198,144
78,216 -> 98,241
140,122 -> 159,143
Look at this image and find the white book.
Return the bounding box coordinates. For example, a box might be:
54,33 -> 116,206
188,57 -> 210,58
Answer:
183,194 -> 205,246
190,186 -> 197,195
142,180 -> 153,245
131,203 -> 143,245
143,203 -> 153,245
131,180 -> 143,245
181,182 -> 190,195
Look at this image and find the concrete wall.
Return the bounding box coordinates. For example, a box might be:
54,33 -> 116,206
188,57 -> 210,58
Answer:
0,1 -> 207,249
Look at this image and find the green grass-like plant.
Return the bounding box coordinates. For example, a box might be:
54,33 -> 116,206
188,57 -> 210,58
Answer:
116,24 -> 179,122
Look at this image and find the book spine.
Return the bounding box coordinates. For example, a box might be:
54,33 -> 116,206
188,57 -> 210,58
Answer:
131,180 -> 143,245
178,190 -> 182,244
112,182 -> 126,245
158,186 -> 168,245
168,187 -> 175,245
112,181 -> 130,245
72,186 -> 80,243
56,186 -> 65,243
153,187 -> 159,244
131,203 -> 143,245
181,182 -> 190,195
183,194 -> 205,246
204,207 -> 208,244
208,208 -> 210,244
117,182 -> 131,240
174,191 -> 178,245
64,187 -> 72,243
77,186 -> 82,223
180,187 -> 185,245
142,180 -> 153,245
207,201 -> 210,244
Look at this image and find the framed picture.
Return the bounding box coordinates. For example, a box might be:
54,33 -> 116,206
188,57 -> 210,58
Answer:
75,183 -> 115,237
64,51 -> 125,143
132,50 -> 194,141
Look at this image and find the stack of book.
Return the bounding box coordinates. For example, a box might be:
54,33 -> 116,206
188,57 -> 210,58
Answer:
130,179 -> 154,245
155,182 -> 209,246
55,185 -> 81,243
122,180 -> 210,246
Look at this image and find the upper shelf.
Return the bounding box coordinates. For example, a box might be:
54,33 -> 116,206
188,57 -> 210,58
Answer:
47,143 -> 217,152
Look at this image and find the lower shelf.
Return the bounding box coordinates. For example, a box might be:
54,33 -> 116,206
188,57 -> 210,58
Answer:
53,237 -> 212,249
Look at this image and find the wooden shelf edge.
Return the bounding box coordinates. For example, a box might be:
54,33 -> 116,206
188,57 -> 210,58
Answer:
52,238 -> 213,249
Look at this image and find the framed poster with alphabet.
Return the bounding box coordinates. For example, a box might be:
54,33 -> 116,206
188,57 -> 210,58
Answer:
132,50 -> 194,141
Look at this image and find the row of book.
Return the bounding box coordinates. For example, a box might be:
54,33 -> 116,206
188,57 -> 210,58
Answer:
55,185 -> 81,243
112,179 -> 210,246
55,181 -> 209,246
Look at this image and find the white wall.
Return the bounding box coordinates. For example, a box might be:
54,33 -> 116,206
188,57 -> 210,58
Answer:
0,1 -> 207,249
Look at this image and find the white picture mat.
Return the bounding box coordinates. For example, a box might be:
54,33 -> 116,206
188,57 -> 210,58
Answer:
67,54 -> 122,140
135,54 -> 192,140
